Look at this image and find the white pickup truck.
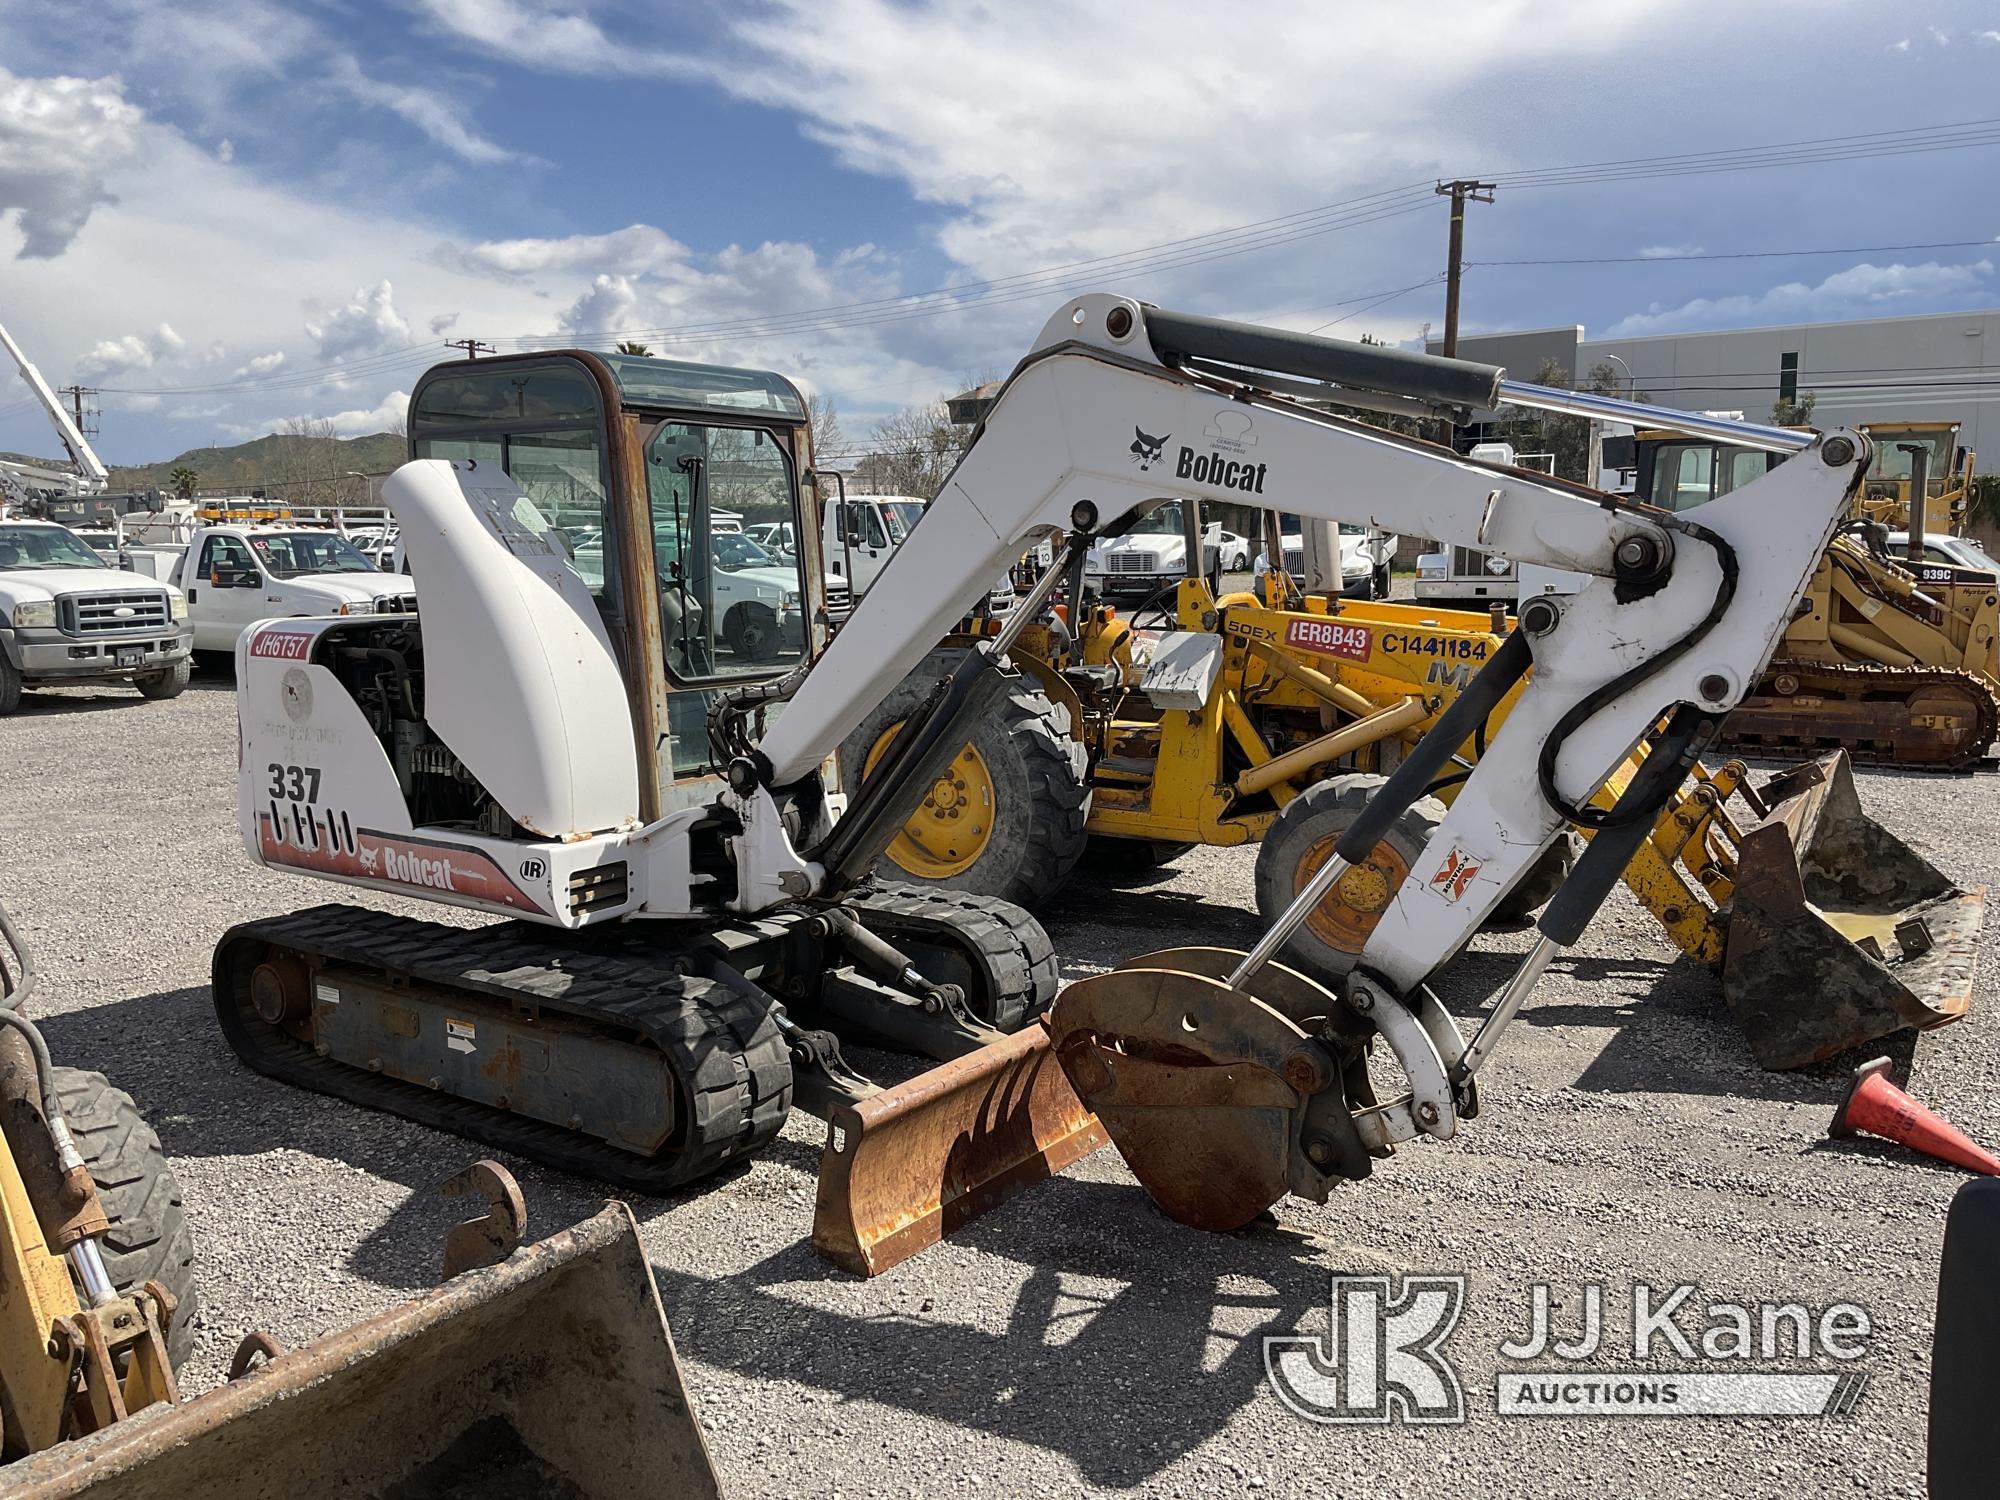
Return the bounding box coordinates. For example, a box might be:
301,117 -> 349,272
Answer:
127,523 -> 417,653
0,518 -> 193,711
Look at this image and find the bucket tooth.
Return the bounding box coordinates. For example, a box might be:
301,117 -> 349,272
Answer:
1723,751 -> 1984,1069
812,1019 -> 1106,1277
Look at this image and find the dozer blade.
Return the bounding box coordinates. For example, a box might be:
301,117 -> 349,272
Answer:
1724,750 -> 1984,1070
813,1019 -> 1108,1276
7,1202 -> 722,1500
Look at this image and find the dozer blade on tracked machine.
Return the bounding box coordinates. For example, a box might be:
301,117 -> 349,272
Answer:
813,1019 -> 1106,1276
1723,751 -> 1983,1070
6,1171 -> 722,1500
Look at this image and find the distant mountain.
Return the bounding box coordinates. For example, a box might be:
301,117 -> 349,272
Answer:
102,431 -> 405,493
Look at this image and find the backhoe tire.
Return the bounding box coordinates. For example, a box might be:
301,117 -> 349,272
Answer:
841,648 -> 1090,909
1490,832 -> 1579,925
135,658 -> 192,701
0,656 -> 21,715
54,1067 -> 198,1369
1253,773 -> 1447,986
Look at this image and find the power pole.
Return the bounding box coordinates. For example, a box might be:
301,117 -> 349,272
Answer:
55,384 -> 98,438
444,338 -> 493,360
1433,179 -> 1495,360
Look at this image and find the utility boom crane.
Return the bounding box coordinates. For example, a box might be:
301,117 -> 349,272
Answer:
0,319 -> 108,502
216,295 -> 1866,1269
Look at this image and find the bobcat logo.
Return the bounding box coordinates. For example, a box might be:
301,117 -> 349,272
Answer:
1130,426 -> 1170,471
356,843 -> 379,874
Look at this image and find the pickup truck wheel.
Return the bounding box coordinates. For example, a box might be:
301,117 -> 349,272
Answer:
1254,773 -> 1449,984
0,656 -> 19,715
724,603 -> 781,662
135,659 -> 191,700
841,648 -> 1091,908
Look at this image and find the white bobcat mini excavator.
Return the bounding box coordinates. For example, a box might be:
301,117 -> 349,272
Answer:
214,295 -> 1868,1270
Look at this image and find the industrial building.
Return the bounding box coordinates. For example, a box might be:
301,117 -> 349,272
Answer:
1431,306 -> 1999,470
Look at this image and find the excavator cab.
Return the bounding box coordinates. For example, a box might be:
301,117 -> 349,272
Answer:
407,350 -> 831,815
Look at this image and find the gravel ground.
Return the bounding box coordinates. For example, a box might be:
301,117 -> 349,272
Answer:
1,665 -> 1993,1499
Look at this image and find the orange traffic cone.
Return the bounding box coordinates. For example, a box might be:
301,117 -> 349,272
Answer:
1829,1057 -> 2000,1175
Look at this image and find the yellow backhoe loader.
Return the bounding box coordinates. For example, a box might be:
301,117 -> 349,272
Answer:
0,901 -> 720,1494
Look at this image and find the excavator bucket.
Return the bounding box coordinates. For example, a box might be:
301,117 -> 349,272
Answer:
7,1199 -> 722,1500
1723,751 -> 1984,1070
813,1019 -> 1108,1276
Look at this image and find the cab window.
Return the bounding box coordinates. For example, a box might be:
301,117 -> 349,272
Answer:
645,421 -> 809,773
409,362 -> 617,614
202,535 -> 256,578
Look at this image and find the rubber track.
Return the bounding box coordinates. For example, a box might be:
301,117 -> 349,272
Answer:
212,904 -> 792,1196
847,881 -> 1059,1032
1720,659 -> 2000,772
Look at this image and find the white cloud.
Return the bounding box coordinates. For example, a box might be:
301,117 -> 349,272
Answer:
1639,244 -> 1704,258
1602,259 -> 1994,337
318,389 -> 410,437
1928,26 -> 1950,46
231,350 -> 285,378
411,0 -> 702,77
76,323 -> 184,379
1888,36 -> 1911,51
325,56 -> 517,165
0,67 -> 143,257
446,224 -> 692,279
216,137 -> 234,163
429,312 -> 460,334
305,281 -> 413,360
558,274 -> 640,336
1980,30 -> 2000,43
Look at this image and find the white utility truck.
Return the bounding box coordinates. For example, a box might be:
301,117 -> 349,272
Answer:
0,519 -> 192,710
127,523 -> 417,653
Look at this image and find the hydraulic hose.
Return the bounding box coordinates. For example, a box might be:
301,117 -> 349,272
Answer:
1535,519 -> 1738,831
0,903 -> 87,1184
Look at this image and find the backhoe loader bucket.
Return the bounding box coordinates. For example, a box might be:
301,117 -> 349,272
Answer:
813,1019 -> 1107,1276
1723,751 -> 1984,1070
7,1200 -> 722,1499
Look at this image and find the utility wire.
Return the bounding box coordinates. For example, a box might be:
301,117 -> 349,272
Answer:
98,117 -> 2000,400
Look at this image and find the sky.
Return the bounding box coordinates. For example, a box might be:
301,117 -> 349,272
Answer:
0,0 -> 1996,466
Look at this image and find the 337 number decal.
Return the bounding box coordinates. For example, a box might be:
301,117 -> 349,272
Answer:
267,762 -> 323,802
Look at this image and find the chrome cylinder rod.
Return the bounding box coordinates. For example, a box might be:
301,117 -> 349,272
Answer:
1452,934 -> 1560,1083
68,1239 -> 117,1308
1495,381 -> 1813,456
1228,854 -> 1352,989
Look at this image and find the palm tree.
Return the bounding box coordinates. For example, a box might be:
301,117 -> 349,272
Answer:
615,341 -> 652,356
169,466 -> 198,499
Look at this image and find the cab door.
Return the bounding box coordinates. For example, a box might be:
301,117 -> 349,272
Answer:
193,533 -> 265,650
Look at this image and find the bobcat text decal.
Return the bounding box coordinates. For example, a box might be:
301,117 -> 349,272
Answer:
257,814 -> 543,913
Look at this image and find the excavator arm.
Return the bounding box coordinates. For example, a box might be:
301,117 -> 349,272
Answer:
748,293 -> 1867,982
751,294 -> 1869,1257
